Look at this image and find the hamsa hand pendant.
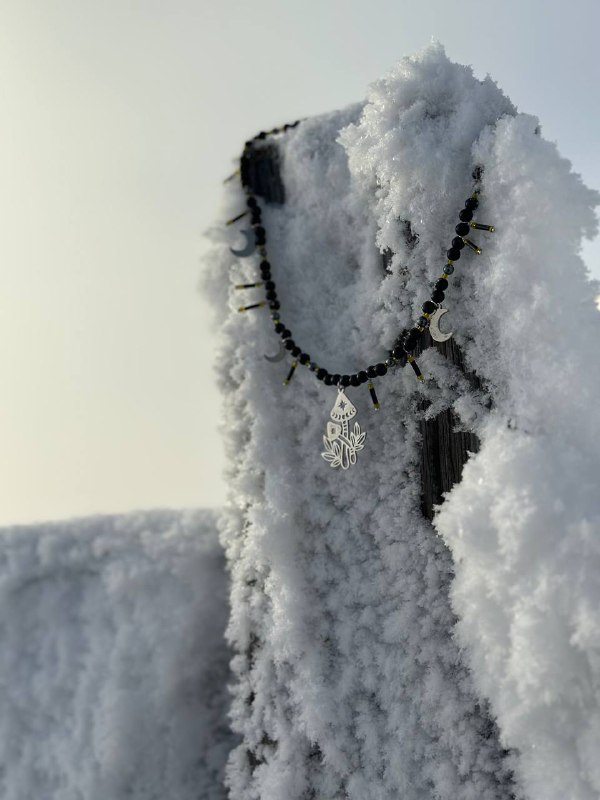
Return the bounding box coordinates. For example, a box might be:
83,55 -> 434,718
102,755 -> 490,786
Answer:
321,389 -> 366,470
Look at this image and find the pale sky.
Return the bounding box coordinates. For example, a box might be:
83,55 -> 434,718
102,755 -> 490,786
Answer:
1,0 -> 598,525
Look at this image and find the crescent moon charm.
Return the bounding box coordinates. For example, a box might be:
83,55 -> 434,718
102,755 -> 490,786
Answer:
229,228 -> 256,257
264,342 -> 286,362
429,307 -> 453,343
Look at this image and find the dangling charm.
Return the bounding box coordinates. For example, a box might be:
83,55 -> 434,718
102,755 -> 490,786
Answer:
321,389 -> 366,470
229,228 -> 256,257
429,306 -> 453,343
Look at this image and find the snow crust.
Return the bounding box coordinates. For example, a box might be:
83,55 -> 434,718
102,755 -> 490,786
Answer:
205,44 -> 600,800
0,509 -> 233,800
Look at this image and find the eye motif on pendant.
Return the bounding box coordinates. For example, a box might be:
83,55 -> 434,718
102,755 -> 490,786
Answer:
429,306 -> 453,343
229,228 -> 256,257
321,389 -> 366,470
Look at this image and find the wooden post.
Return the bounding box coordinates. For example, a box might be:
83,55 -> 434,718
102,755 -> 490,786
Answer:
242,141 -> 482,521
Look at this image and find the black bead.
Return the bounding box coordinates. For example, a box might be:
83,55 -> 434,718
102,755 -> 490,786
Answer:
269,301 -> 280,310
434,278 -> 448,292
250,209 -> 262,224
417,316 -> 429,328
403,329 -> 420,351
257,131 -> 267,139
376,363 -> 387,377
299,353 -> 310,364
358,370 -> 368,384
455,222 -> 470,237
260,270 -> 271,281
367,366 -> 378,379
444,264 -> 455,275
265,281 -> 275,291
265,290 -> 277,301
281,328 -> 291,339
458,209 -> 473,223
350,374 -> 360,387
431,289 -> 445,303
324,375 -> 333,385
340,375 -> 351,386
271,311 -> 280,320
260,260 -> 270,270
255,233 -> 266,246
274,322 -> 284,333
464,196 -> 479,211
392,345 -> 405,359
422,300 -> 437,315
284,339 -> 295,350
451,236 -> 465,250
247,197 -> 258,209
446,247 -> 461,261
253,226 -> 265,238
291,346 -> 301,357
332,374 -> 341,385
316,368 -> 327,381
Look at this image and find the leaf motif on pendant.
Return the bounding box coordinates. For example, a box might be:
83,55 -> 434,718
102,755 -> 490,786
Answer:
321,389 -> 366,470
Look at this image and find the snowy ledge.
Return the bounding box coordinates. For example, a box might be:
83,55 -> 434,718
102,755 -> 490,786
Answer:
0,509 -> 233,800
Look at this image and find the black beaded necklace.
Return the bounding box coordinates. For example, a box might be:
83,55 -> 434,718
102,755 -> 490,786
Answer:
225,121 -> 495,470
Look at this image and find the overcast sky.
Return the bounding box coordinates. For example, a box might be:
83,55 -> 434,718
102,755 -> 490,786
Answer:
1,0 -> 598,525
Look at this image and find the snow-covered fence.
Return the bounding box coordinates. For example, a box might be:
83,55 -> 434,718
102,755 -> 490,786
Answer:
0,510 -> 234,800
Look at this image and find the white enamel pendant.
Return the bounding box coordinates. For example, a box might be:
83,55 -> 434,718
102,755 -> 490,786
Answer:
321,389 -> 366,470
429,306 -> 453,343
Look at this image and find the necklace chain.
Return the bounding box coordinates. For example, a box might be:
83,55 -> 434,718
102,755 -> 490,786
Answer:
226,120 -> 495,411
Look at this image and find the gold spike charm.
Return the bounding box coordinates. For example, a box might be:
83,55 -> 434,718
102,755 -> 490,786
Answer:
407,355 -> 425,382
367,382 -> 380,410
238,301 -> 267,313
223,168 -> 240,184
470,222 -> 495,232
226,210 -> 249,226
234,282 -> 263,290
461,238 -> 482,255
283,361 -> 298,385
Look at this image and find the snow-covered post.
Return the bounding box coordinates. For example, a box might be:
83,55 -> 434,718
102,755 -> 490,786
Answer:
209,45 -> 600,800
242,141 -> 482,521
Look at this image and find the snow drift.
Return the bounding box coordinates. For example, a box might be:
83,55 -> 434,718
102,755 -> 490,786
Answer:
0,509 -> 233,800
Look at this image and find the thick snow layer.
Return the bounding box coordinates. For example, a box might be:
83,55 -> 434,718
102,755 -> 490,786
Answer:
433,125 -> 600,799
205,43 -> 600,800
0,509 -> 233,800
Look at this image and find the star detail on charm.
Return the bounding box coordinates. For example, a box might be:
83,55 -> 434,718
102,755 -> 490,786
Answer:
321,389 -> 366,470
